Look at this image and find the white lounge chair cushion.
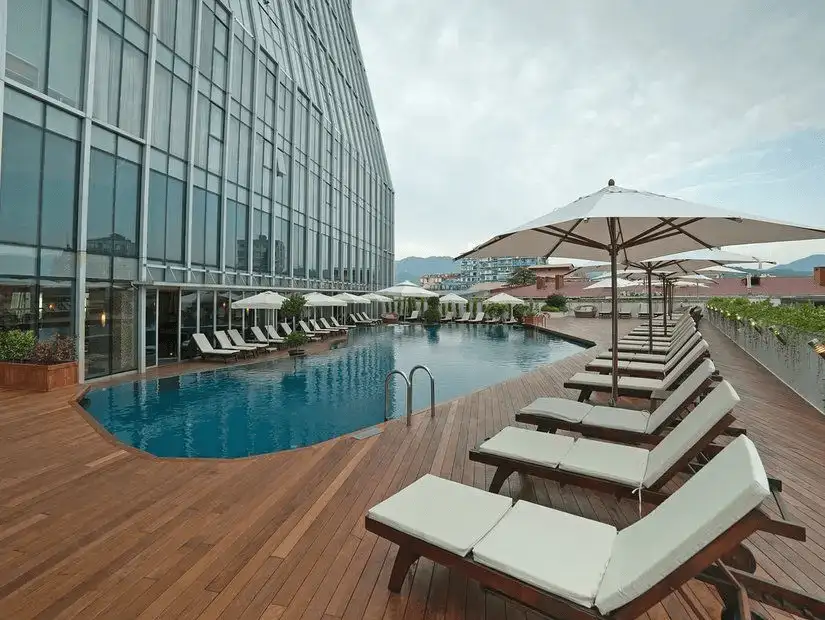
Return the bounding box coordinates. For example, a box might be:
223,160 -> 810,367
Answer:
559,438 -> 649,487
642,380 -> 738,488
581,406 -> 649,433
595,436 -> 770,613
519,397 -> 593,423
367,474 -> 512,557
645,359 -> 715,433
478,427 -> 575,468
587,359 -> 631,372
474,501 -> 617,608
567,373 -> 663,392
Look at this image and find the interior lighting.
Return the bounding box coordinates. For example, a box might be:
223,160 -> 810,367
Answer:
769,325 -> 786,345
809,338 -> 825,359
750,319 -> 762,334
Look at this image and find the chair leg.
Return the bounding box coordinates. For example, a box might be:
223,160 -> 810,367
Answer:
388,546 -> 420,592
577,389 -> 592,403
489,466 -> 515,493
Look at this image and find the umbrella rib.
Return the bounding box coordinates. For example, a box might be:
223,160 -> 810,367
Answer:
544,219 -> 589,255
655,217 -> 716,249
621,218 -> 707,249
538,224 -> 606,250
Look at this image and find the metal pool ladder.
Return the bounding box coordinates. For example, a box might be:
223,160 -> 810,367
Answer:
384,365 -> 436,426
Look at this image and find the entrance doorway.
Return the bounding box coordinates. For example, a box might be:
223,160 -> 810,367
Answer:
157,290 -> 179,363
145,288 -> 157,367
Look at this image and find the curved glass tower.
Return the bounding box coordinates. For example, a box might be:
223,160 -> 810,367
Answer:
0,0 -> 394,379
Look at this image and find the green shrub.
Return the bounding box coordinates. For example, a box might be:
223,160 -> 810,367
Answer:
545,293 -> 567,310
422,296 -> 441,323
281,294 -> 306,326
484,302 -> 507,319
707,297 -> 825,335
513,304 -> 536,321
284,331 -> 310,350
0,330 -> 37,361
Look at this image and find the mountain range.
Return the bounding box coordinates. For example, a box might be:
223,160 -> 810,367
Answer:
393,254 -> 825,283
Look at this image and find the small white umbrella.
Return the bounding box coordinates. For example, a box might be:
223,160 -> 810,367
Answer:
584,277 -> 639,290
484,292 -> 526,305
699,265 -> 745,274
673,280 -> 710,288
439,293 -> 468,304
230,291 -> 286,309
304,292 -> 347,307
377,281 -> 439,298
678,273 -> 715,281
333,292 -> 370,304
362,293 -> 393,303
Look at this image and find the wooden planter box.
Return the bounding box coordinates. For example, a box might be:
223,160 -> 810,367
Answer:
0,361 -> 78,392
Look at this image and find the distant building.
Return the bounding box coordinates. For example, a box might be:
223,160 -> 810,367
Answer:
419,273 -> 463,290
460,256 -> 544,285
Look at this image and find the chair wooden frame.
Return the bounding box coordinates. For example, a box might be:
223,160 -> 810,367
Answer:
365,501 -> 818,620
585,350 -> 711,380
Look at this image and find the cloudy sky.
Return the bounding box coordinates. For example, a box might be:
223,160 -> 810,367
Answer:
353,0 -> 825,265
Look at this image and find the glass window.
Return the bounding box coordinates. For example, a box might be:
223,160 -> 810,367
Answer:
39,282 -> 74,340
85,285 -> 110,378
41,132 -> 79,249
0,117 -> 41,246
0,281 -> 36,331
151,64 -> 172,150
175,0 -> 194,60
236,203 -> 248,271
87,150 -> 116,252
191,187 -> 206,265
224,199 -> 236,269
47,0 -> 86,107
6,0 -> 48,91
147,171 -> 166,260
125,0 -> 150,29
199,9 -> 214,79
169,78 -> 189,158
157,0 -> 175,47
94,27 -> 122,125
119,43 -> 146,136
205,191 -> 220,266
165,177 -> 184,262
113,159 -> 139,257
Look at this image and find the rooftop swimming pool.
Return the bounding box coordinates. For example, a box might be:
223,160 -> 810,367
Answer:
82,324 -> 585,458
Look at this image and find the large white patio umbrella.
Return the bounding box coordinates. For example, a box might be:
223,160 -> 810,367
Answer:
484,292 -> 526,319
333,292 -> 370,304
363,293 -> 393,303
377,280 -> 439,298
583,277 -> 639,290
230,291 -> 287,309
458,180 -> 825,403
699,265 -> 745,274
304,292 -> 347,307
673,280 -> 710,287
439,293 -> 468,304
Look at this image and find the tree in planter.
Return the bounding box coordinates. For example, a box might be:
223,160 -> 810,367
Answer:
281,294 -> 306,329
423,296 -> 441,324
508,267 -> 536,286
284,331 -> 310,352
545,293 -> 568,311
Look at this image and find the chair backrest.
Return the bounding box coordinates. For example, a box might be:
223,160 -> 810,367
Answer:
192,333 -> 214,353
594,435 -> 770,614
330,317 -> 342,327
664,330 -> 700,361
320,318 -> 333,330
309,319 -> 321,330
461,312 -> 471,321
409,310 -> 419,319
266,324 -> 279,339
661,340 -> 709,389
299,320 -> 313,333
645,359 -> 715,433
215,331 -> 235,349
251,326 -> 267,342
280,322 -> 293,335
228,329 -> 246,345
619,302 -> 632,314
643,379 -> 738,488
359,312 -> 369,320
349,314 -> 358,323
475,312 -> 484,321
663,335 -> 703,372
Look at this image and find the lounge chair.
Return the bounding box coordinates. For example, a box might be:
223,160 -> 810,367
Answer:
366,435 -> 814,619
610,326 -> 697,354
406,310 -> 420,322
598,331 -> 702,364
440,312 -> 454,323
299,320 -> 326,339
574,304 -> 597,318
470,379 -> 739,502
328,317 -> 350,331
630,313 -> 691,334
250,326 -> 282,351
566,339 -> 711,402
228,329 -> 268,353
192,333 -> 239,363
320,318 -> 347,333
308,319 -> 334,335
585,337 -> 709,379
266,324 -> 288,342
281,322 -> 320,341
468,312 -> 485,323
598,302 -> 612,318
503,316 -> 518,325
349,313 -> 369,325
618,302 -> 634,319
360,312 -> 380,324
454,312 -> 472,323
621,321 -> 693,342
484,315 -> 500,324
215,330 -> 256,357
517,359 -> 719,445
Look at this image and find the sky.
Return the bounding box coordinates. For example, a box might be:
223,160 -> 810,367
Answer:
352,0 -> 825,266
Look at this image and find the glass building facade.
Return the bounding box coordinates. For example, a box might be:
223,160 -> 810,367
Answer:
0,0 -> 394,380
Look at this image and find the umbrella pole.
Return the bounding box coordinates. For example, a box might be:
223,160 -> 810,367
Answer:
608,219 -> 619,406
646,268 -> 654,353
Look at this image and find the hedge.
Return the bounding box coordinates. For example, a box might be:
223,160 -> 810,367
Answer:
707,297 -> 825,335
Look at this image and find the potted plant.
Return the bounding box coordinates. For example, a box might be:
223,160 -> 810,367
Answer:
281,293 -> 306,329
284,331 -> 310,356
0,331 -> 78,391
422,296 -> 442,325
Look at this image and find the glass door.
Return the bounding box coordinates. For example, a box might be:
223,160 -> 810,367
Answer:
157,289 -> 179,363
145,288 -> 157,367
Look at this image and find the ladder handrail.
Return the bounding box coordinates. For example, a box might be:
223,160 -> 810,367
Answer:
384,370 -> 412,425
409,365 -> 435,419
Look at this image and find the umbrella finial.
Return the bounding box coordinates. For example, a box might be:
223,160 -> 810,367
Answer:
607,178 -> 615,186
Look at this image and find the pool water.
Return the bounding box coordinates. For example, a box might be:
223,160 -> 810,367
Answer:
82,324 -> 584,458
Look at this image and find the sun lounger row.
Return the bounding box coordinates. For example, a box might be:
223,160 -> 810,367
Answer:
349,312 -> 380,325
363,313 -> 824,618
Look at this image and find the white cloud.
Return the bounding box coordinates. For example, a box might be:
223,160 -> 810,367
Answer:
353,0 -> 825,262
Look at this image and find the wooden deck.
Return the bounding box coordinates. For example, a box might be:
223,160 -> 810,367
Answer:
0,319 -> 822,619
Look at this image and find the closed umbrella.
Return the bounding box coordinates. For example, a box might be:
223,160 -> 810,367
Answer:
458,180 -> 825,403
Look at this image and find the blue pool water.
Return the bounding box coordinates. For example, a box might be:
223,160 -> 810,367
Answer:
83,324 -> 584,458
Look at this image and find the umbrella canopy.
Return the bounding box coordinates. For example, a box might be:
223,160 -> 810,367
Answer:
333,292 -> 370,304
699,265 -> 745,274
377,281 -> 439,298
640,248 -> 775,275
362,293 -> 392,303
230,291 -> 287,309
304,292 -> 347,307
673,280 -> 710,287
584,277 -> 639,290
439,293 -> 468,304
677,273 -> 715,281
458,180 -> 825,403
484,292 -> 525,305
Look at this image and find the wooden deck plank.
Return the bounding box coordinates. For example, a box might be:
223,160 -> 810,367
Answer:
0,318 -> 823,619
